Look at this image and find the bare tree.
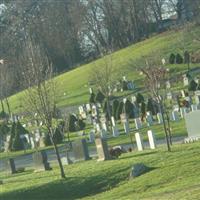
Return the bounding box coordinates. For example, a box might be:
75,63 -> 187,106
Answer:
90,54 -> 116,129
21,37 -> 65,178
140,57 -> 171,152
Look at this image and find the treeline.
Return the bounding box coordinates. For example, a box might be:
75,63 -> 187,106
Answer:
0,0 -> 200,96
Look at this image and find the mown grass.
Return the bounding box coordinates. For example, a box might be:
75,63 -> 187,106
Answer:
7,25 -> 200,113
0,142 -> 200,200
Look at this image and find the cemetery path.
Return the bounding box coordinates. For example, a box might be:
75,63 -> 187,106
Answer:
0,136 -> 185,172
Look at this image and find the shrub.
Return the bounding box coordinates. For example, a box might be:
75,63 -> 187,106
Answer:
169,53 -> 175,64
112,99 -> 119,120
147,98 -> 155,115
188,80 -> 198,91
95,90 -> 105,103
69,114 -> 78,132
140,102 -> 146,115
136,93 -> 144,104
176,53 -> 183,64
103,101 -> 112,120
89,93 -> 96,104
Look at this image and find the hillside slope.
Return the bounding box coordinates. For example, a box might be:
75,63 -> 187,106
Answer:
7,26 -> 200,113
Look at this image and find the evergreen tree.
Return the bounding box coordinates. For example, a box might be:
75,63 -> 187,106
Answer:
68,114 -> 78,132
176,53 -> 183,64
44,133 -> 52,146
116,101 -> 124,120
95,90 -> 105,103
12,124 -> 24,151
136,93 -> 144,104
0,123 -> 10,136
89,93 -> 96,104
77,118 -> 86,130
53,128 -> 63,144
8,122 -> 16,151
147,98 -> 155,115
184,51 -> 190,64
122,80 -> 128,90
125,99 -> 134,118
112,99 -> 119,120
169,53 -> 175,64
188,80 -> 198,91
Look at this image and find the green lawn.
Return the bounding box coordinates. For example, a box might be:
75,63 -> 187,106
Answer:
6,25 -> 200,113
1,142 -> 200,200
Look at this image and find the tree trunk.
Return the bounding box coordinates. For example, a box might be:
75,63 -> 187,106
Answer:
49,128 -> 66,178
5,97 -> 11,116
159,103 -> 171,152
165,111 -> 172,145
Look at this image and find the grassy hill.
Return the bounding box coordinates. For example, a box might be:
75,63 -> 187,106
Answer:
1,142 -> 200,200
7,25 -> 200,113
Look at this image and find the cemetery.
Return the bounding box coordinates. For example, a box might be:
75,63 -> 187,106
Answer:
1,1 -> 200,199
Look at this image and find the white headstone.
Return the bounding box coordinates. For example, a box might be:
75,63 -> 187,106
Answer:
171,111 -> 180,121
147,130 -> 156,149
157,113 -> 163,124
191,104 -> 198,112
124,121 -> 129,134
89,131 -> 95,143
135,132 -> 144,151
183,75 -> 189,86
134,118 -> 142,129
146,112 -> 153,126
111,116 -> 116,127
166,80 -> 171,89
180,107 -> 188,118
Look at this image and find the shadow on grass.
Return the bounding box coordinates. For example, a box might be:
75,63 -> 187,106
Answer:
120,151 -> 157,160
0,166 -> 130,200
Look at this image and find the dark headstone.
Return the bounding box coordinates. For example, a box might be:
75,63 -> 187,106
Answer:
32,150 -> 52,172
95,138 -> 110,161
129,163 -> 151,178
7,158 -> 17,174
72,139 -> 90,161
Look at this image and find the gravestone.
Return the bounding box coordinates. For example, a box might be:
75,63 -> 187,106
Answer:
171,111 -> 180,121
191,104 -> 198,112
32,151 -> 52,172
180,107 -> 188,118
166,80 -> 171,89
146,112 -> 153,126
134,118 -> 142,129
135,132 -> 144,151
112,126 -> 119,137
111,116 -> 116,127
89,130 -> 95,143
61,151 -> 73,165
194,91 -> 200,105
147,130 -> 156,149
72,139 -> 90,161
167,92 -> 172,100
7,158 -> 17,174
95,138 -> 110,161
185,111 -> 200,140
120,114 -> 129,134
183,75 -> 189,86
157,113 -> 163,124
